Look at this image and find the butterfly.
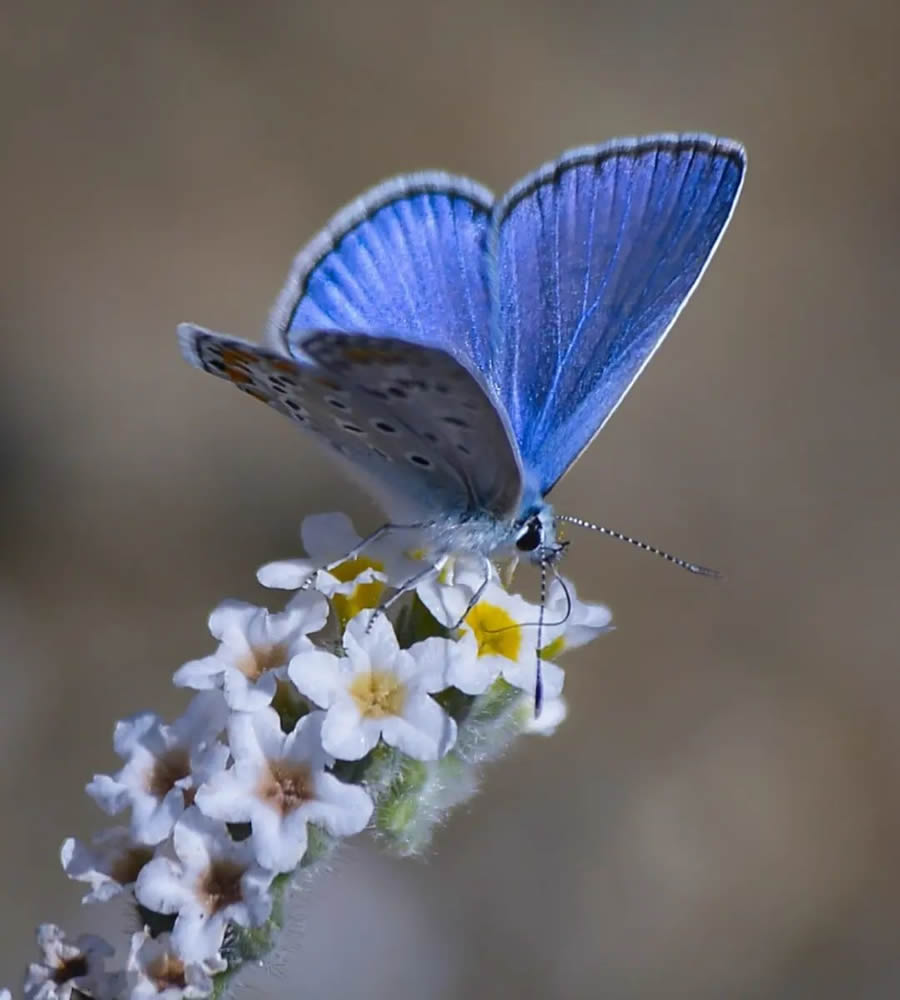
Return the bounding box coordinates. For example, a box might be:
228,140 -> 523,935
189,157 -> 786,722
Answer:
179,133 -> 745,583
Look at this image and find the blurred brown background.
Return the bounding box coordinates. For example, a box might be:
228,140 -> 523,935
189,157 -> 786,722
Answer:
2,0 -> 899,996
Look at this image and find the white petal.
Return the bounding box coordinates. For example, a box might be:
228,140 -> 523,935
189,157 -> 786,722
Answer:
281,589 -> 329,634
193,772 -> 253,824
320,701 -> 378,761
251,807 -> 308,873
407,635 -> 493,693
112,712 -> 159,757
283,711 -> 331,770
524,694 -> 568,735
289,649 -> 343,707
190,742 -> 231,787
132,788 -> 186,845
85,774 -> 131,816
307,772 -> 373,836
502,657 -> 565,699
381,696 -> 456,760
176,692 -> 229,745
343,611 -> 399,667
171,809 -> 217,869
135,857 -> 191,915
300,512 -> 361,562
244,706 -> 289,763
238,867 -> 275,926
257,559 -> 315,590
222,667 -> 277,712
172,906 -> 228,964
172,655 -> 223,690
207,600 -> 257,640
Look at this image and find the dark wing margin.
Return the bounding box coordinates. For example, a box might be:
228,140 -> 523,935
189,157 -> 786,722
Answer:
265,172 -> 496,374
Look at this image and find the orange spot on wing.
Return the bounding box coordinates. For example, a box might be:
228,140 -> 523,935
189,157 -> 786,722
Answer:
221,347 -> 255,367
226,367 -> 253,385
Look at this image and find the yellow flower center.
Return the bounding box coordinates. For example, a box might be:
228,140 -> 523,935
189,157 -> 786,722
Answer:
330,557 -> 385,626
349,669 -> 406,719
464,602 -> 521,661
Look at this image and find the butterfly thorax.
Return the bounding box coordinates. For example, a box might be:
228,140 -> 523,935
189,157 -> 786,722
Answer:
420,501 -> 562,567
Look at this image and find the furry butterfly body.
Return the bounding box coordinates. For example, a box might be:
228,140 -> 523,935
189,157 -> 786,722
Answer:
179,134 -> 745,564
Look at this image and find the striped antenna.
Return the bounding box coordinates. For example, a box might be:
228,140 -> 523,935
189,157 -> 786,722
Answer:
556,514 -> 721,579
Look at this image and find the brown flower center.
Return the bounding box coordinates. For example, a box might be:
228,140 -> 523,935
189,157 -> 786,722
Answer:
146,747 -> 191,800
349,670 -> 406,719
110,844 -> 155,886
196,858 -> 246,914
53,956 -> 87,984
147,953 -> 187,990
257,760 -> 314,816
237,641 -> 289,681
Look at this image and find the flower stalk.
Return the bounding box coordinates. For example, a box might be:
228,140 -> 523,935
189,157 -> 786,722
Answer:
23,512 -> 611,1000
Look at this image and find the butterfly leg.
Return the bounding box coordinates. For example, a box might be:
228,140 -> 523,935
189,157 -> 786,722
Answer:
445,557 -> 493,630
300,520 -> 435,591
363,562 -> 441,634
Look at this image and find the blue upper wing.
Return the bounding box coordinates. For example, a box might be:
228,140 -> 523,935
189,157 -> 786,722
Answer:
266,173 -> 497,372
489,134 -> 746,494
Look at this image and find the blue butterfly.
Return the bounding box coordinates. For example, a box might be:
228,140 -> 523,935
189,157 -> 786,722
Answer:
179,133 -> 745,579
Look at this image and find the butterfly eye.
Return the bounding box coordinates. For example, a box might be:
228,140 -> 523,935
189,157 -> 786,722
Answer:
515,517 -> 543,553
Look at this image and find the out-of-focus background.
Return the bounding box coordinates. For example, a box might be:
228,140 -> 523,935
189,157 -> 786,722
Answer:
2,1 -> 899,996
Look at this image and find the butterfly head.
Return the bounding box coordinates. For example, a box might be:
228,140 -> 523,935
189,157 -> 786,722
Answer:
513,504 -> 568,566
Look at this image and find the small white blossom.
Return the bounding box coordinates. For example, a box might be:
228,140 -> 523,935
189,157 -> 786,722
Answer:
25,925 -> 121,1000
415,553 -> 495,628
60,826 -> 155,903
541,576 -> 613,657
290,613 -> 456,761
429,581 -> 565,699
135,807 -> 275,962
195,708 -> 373,872
87,693 -> 229,845
409,632 -> 498,696
258,512 -> 430,625
173,594 -> 327,712
126,929 -> 226,1000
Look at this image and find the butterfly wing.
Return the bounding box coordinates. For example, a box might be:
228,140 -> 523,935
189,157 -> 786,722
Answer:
266,173 -> 496,372
178,324 -> 522,523
490,134 -> 746,494
300,329 -> 523,519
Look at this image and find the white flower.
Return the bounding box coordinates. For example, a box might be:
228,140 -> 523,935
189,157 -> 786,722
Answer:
540,576 -> 613,658
87,693 -> 229,845
431,581 -> 565,699
408,632 -> 498,696
60,826 -> 155,903
195,708 -> 373,872
522,693 -> 568,736
1,988 -> 11,1000
258,512 -> 430,625
135,807 -> 274,962
289,613 -> 456,761
126,930 -> 226,1000
415,553 -> 496,629
173,594 -> 327,712
25,925 -> 121,1000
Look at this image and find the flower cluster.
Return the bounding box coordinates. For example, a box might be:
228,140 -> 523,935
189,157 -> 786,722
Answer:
23,512 -> 611,999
